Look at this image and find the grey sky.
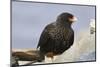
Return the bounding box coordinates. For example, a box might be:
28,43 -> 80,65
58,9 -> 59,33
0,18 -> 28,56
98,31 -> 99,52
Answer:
12,1 -> 95,49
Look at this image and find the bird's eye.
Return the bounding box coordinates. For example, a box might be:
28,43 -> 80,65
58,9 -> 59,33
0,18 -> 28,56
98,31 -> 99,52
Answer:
69,16 -> 73,19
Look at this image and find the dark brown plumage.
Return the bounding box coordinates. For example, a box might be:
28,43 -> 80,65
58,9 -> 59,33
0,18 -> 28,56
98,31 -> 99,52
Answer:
37,12 -> 77,61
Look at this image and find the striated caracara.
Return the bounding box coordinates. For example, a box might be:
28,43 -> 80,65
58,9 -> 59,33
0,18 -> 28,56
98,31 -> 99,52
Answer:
37,12 -> 77,63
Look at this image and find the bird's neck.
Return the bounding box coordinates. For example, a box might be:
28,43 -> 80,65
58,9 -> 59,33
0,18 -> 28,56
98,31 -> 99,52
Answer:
57,21 -> 72,28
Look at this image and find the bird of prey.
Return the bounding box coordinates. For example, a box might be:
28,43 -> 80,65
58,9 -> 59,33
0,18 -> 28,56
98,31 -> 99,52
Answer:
37,12 -> 77,63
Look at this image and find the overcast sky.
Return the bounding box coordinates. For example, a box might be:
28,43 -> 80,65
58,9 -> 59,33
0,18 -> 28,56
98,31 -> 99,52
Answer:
12,1 -> 95,49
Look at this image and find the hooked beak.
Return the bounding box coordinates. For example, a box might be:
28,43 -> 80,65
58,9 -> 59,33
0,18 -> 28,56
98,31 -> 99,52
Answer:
69,17 -> 78,22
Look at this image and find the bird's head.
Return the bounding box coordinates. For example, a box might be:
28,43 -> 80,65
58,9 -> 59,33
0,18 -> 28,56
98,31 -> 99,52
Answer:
57,12 -> 77,24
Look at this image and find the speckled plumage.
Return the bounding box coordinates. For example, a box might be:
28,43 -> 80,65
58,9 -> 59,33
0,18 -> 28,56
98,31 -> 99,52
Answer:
37,12 -> 75,61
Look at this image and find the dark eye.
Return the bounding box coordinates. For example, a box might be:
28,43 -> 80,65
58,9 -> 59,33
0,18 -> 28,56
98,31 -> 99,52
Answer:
69,15 -> 73,19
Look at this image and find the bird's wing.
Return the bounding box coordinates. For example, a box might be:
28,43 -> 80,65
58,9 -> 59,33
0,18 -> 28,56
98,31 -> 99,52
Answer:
37,27 -> 50,48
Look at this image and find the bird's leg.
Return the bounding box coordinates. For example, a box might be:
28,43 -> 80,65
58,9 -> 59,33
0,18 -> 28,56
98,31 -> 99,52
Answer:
44,56 -> 53,63
45,52 -> 54,63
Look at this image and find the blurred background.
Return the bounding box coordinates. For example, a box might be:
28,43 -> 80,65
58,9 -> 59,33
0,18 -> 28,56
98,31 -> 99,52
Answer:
12,1 -> 95,49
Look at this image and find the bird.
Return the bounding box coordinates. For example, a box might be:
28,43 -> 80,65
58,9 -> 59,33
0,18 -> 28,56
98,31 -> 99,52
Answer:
37,12 -> 77,63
